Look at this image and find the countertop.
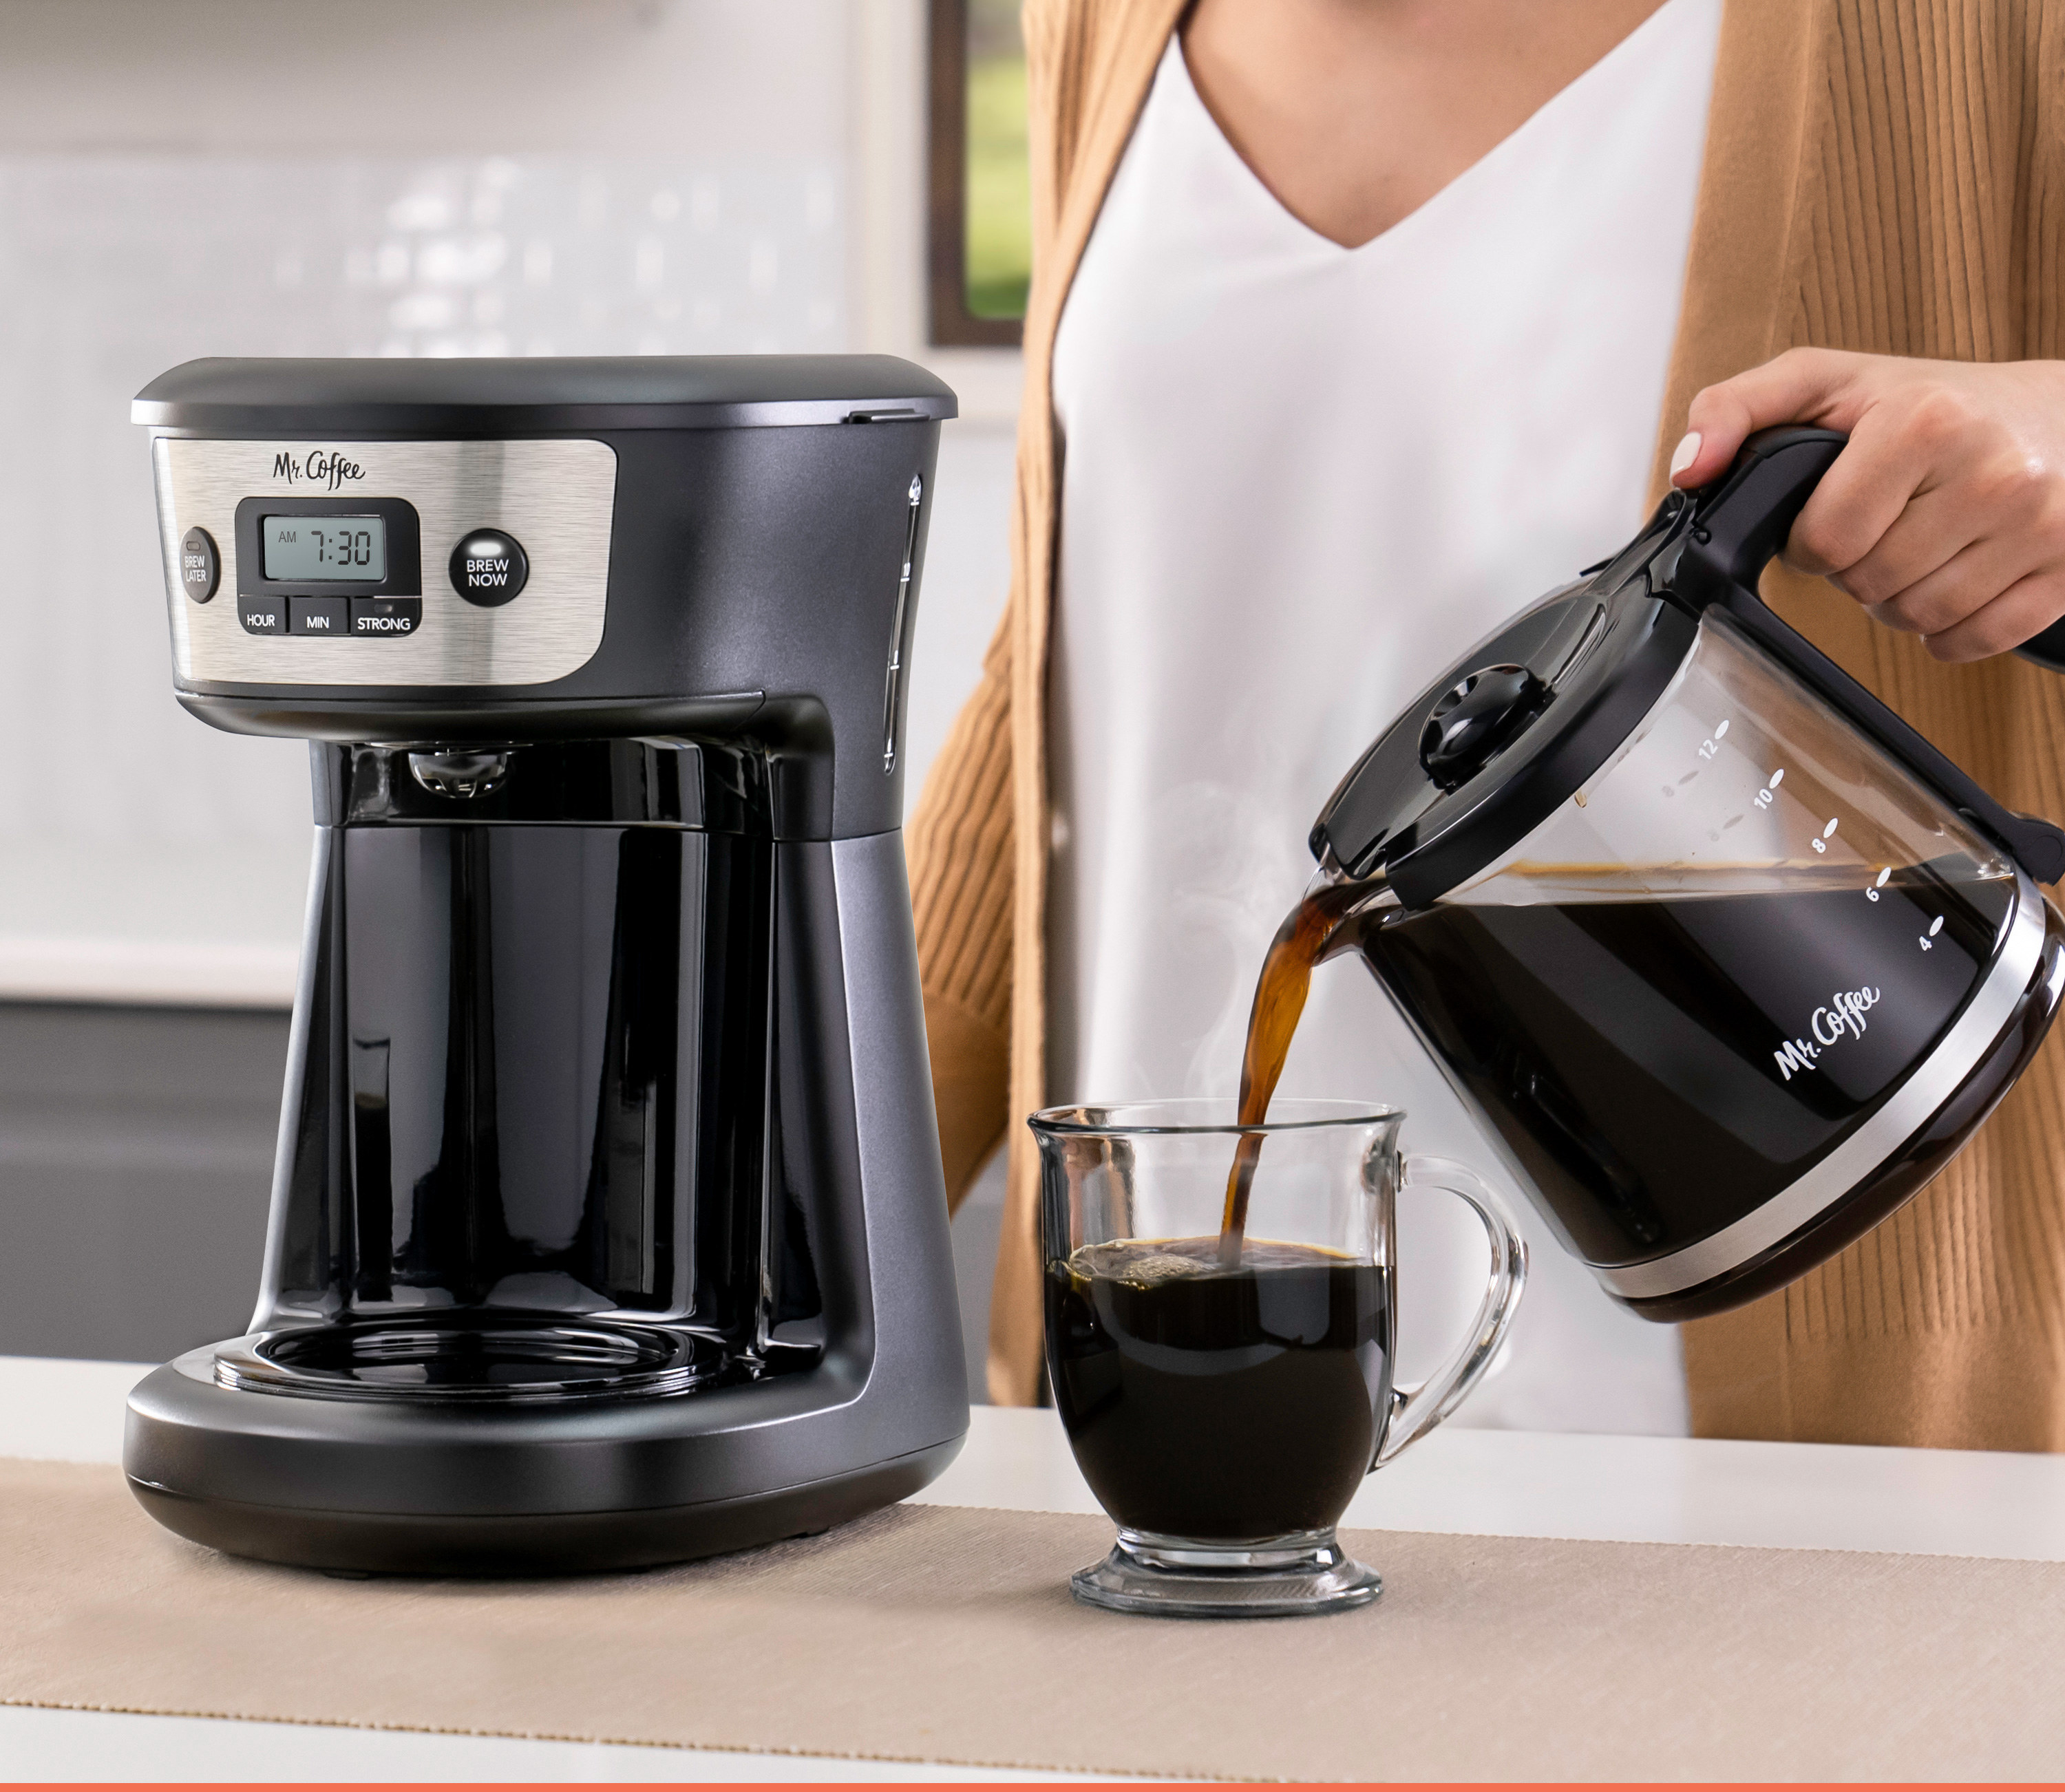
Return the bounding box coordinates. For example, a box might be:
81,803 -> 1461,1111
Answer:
0,843 -> 304,1007
4,1354 -> 2062,1781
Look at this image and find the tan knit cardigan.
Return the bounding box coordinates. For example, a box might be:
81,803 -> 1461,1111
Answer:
907,0 -> 2065,1442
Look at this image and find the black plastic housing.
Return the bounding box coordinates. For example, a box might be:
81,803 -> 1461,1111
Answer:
125,762 -> 970,1572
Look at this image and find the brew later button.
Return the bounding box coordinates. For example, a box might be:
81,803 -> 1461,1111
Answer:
180,527 -> 219,603
449,530 -> 528,607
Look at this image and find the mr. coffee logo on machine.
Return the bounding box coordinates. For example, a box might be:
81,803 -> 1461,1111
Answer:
270,449 -> 366,491
1772,986 -> 1883,1082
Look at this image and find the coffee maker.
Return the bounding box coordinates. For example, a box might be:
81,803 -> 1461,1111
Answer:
125,356 -> 968,1573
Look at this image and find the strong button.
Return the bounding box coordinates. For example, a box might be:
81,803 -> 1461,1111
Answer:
351,597 -> 423,637
449,529 -> 529,608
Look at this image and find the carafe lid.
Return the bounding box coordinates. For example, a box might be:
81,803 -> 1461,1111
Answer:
1311,504 -> 1697,904
1314,429 -> 2065,906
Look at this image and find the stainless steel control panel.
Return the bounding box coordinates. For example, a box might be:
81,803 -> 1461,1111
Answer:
151,437 -> 617,687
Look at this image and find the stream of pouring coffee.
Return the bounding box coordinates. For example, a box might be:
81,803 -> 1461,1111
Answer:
1217,872 -> 1382,1268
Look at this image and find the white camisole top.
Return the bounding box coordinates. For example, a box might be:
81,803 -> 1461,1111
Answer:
1046,0 -> 1724,1434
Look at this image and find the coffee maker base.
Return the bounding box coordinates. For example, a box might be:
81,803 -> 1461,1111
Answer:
124,1354 -> 967,1577
125,1444 -> 959,1577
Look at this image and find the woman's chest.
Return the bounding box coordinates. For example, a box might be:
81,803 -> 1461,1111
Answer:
1053,5 -> 1722,478
1047,2 -> 1724,783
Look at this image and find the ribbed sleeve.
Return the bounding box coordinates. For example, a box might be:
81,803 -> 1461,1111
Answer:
907,620 -> 1015,1210
981,0 -> 1190,1406
1674,0 -> 2065,1449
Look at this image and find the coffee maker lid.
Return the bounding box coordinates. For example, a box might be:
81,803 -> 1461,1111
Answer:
132,354 -> 958,435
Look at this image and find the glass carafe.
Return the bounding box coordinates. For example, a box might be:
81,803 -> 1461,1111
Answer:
1357,608 -> 2059,1314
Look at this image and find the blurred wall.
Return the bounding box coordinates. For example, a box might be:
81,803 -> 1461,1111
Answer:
0,0 -> 1014,1001
0,0 -> 1018,1367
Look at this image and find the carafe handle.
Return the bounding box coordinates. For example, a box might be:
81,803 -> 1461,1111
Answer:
1372,1155 -> 1528,1469
1675,424 -> 1848,601
1684,425 -> 2065,673
1675,425 -> 2065,886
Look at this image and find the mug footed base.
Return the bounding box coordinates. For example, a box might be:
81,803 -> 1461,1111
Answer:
1070,1527 -> 1381,1619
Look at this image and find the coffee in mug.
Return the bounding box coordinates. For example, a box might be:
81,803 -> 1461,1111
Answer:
1030,1100 -> 1525,1619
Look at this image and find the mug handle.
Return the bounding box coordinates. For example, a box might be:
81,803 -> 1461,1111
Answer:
1372,1154 -> 1528,1469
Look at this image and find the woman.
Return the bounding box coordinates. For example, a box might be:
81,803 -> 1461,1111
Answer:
910,0 -> 2065,1444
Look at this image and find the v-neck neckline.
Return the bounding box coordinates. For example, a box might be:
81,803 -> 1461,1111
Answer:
1165,0 -> 1693,259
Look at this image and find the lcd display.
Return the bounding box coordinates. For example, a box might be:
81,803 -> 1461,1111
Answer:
262,515 -> 386,582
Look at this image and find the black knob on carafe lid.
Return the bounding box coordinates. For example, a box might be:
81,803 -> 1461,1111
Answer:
1311,564 -> 1694,904
1417,663 -> 1549,790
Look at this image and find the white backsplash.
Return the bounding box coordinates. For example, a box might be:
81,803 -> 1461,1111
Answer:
0,151 -> 849,979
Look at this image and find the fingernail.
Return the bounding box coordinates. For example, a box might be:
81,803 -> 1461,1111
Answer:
1669,431 -> 1702,481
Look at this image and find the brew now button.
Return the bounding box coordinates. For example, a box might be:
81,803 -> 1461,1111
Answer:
449,529 -> 528,608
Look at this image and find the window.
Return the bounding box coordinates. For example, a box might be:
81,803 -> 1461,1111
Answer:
928,0 -> 1030,345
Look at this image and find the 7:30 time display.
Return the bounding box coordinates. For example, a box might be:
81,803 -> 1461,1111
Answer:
261,514 -> 388,583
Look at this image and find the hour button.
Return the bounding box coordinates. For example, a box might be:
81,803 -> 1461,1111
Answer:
449,529 -> 528,607
237,595 -> 284,635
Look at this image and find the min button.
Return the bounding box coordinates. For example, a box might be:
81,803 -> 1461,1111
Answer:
290,596 -> 349,637
449,529 -> 528,607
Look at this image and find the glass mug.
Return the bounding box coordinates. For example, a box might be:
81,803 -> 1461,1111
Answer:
1031,1099 -> 1526,1619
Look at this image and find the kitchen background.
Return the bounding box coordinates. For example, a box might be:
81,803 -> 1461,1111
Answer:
0,0 -> 1553,1415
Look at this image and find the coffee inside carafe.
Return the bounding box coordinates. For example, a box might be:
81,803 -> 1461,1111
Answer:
1220,845 -> 2023,1285
1360,853 -> 2016,1266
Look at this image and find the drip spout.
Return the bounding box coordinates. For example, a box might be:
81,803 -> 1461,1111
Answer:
1304,858 -> 1399,964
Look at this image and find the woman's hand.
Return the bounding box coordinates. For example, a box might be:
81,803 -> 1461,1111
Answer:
1669,350 -> 2065,662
